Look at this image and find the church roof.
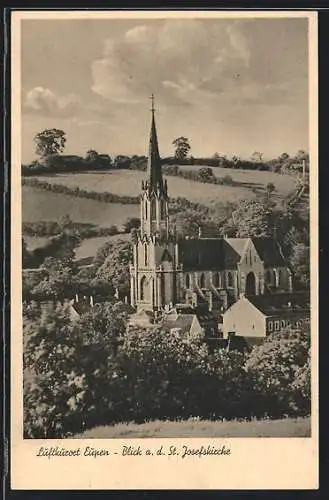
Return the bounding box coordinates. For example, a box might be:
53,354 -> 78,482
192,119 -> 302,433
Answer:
251,237 -> 287,267
178,236 -> 288,271
178,238 -> 225,271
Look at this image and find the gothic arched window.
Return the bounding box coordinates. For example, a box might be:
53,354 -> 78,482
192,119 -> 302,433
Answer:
185,274 -> 190,289
144,200 -> 148,220
140,276 -> 147,301
265,270 -> 272,284
227,272 -> 234,288
150,199 -> 156,220
144,244 -> 148,266
200,273 -> 206,289
213,272 -> 220,288
161,201 -> 166,219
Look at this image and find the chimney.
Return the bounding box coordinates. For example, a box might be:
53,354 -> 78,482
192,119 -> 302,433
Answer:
75,293 -> 79,303
198,226 -> 202,239
90,295 -> 94,307
302,159 -> 306,178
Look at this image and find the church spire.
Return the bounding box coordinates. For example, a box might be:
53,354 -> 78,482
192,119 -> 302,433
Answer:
145,94 -> 166,196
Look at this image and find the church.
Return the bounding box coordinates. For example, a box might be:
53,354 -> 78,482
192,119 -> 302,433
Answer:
129,100 -> 293,315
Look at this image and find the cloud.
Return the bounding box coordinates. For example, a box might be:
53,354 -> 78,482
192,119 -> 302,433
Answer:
90,19 -> 254,108
24,87 -> 81,117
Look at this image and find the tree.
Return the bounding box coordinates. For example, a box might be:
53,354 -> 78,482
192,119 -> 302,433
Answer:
198,167 -> 215,183
266,182 -> 276,196
85,149 -> 99,162
279,152 -> 290,163
23,302 -> 120,438
289,242 -> 310,288
225,199 -> 273,238
77,301 -> 127,347
231,155 -> 241,167
245,326 -> 310,417
172,137 -> 191,161
123,217 -> 141,233
34,129 -> 66,160
95,240 -> 133,296
251,151 -> 263,163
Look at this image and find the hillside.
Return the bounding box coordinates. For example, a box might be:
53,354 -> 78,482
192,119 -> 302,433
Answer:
27,167 -> 296,206
22,167 -> 299,261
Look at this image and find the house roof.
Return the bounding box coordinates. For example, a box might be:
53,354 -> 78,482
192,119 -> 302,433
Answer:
247,292 -> 310,316
161,314 -> 195,333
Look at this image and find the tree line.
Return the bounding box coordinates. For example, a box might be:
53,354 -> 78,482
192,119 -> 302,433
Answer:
22,128 -> 309,176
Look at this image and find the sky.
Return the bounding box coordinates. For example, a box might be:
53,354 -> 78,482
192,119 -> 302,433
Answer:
21,16 -> 309,162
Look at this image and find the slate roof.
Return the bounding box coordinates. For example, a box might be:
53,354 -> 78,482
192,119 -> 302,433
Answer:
178,236 -> 288,271
161,314 -> 195,333
251,237 -> 287,267
178,238 -> 225,271
247,292 -> 310,317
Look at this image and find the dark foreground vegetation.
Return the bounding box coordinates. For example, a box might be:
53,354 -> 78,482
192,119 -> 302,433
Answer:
23,299 -> 310,439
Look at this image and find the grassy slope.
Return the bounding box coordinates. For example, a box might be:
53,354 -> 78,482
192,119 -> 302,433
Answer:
22,186 -> 140,228
77,417 -> 311,439
22,168 -> 296,260
31,168 -> 296,206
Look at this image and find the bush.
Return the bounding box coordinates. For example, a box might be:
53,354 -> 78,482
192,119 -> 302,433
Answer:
23,302 -> 125,438
245,327 -> 311,418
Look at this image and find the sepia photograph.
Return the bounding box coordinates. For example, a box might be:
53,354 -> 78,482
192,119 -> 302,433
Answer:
17,13 -> 314,444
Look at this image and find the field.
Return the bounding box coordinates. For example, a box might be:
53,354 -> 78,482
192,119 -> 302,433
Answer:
22,167 -> 297,260
179,164 -> 296,196
22,186 -> 140,228
77,416 -> 311,438
74,233 -> 130,261
31,167 -> 296,206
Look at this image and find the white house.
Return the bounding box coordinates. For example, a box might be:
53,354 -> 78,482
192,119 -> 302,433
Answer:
222,292 -> 310,340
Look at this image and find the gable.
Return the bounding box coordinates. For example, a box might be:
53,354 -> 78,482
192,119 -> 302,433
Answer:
224,296 -> 266,319
161,249 -> 173,262
251,237 -> 287,267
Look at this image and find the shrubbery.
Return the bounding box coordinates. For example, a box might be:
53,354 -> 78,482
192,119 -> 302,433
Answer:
23,303 -> 311,438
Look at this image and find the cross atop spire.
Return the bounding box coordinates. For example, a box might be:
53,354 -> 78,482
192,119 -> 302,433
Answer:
149,93 -> 155,113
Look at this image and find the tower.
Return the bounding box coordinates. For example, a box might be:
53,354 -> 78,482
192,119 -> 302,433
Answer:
140,94 -> 169,238
130,95 -> 178,311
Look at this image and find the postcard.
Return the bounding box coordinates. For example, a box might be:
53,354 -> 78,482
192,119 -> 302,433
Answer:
11,9 -> 318,490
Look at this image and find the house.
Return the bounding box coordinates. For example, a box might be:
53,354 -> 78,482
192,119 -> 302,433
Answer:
222,291 -> 310,340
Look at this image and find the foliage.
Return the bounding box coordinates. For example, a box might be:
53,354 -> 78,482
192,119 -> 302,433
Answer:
198,167 -> 216,182
224,199 -> 273,237
23,301 -> 311,437
245,326 -> 311,417
23,220 -> 120,239
95,239 -> 133,296
123,217 -> 141,233
172,137 -> 191,161
23,302 -> 122,438
34,129 -> 66,159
